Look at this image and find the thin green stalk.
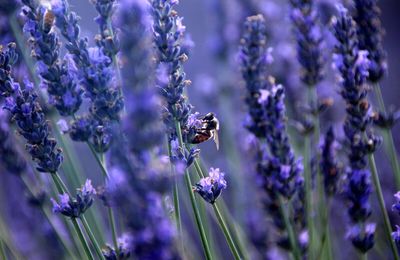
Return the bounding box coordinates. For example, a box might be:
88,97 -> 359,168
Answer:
212,204 -> 241,260
107,209 -> 119,258
373,84 -> 400,188
360,252 -> 367,260
303,131 -> 314,258
174,120 -> 212,260
81,216 -> 106,260
99,155 -> 120,258
167,140 -> 183,250
87,142 -> 109,179
71,218 -> 94,260
278,196 -> 301,260
0,239 -> 6,260
368,154 -> 399,260
183,172 -> 212,260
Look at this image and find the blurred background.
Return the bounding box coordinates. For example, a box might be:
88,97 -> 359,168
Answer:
1,0 -> 400,259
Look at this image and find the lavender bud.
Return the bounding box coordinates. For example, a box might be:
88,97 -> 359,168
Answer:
51,179 -> 96,218
290,0 -> 324,86
0,43 -> 63,173
194,168 -> 227,204
353,0 -> 387,82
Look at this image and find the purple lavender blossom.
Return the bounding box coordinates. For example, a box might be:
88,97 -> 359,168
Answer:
0,43 -> 63,173
346,223 -> 376,253
151,0 -> 200,167
239,14 -> 268,138
102,233 -> 131,260
21,0 -> 83,116
51,0 -> 123,152
240,15 -> 306,254
90,0 -> 119,58
256,80 -> 303,198
104,0 -> 180,258
392,192 -> 400,214
51,179 -> 96,218
290,0 -> 324,87
392,225 -> 400,248
353,0 -> 387,82
194,168 -> 227,204
320,127 -> 342,196
332,6 -> 377,252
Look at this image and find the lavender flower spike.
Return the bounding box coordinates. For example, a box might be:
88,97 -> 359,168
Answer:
238,14 -> 268,138
194,168 -> 227,204
105,0 -> 180,258
151,0 -> 199,166
290,0 -> 324,86
90,0 -> 119,58
0,43 -> 63,173
353,0 -> 387,82
21,0 -> 83,116
332,6 -> 376,252
151,0 -> 192,132
320,127 -> 341,196
51,179 -> 96,218
51,0 -> 124,152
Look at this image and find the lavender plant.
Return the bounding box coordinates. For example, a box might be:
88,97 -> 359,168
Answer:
2,1 -> 400,260
240,14 -> 304,260
332,6 -> 398,258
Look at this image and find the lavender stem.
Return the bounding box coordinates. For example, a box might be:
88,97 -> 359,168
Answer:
80,216 -> 105,260
99,154 -> 120,259
278,196 -> 301,260
167,140 -> 183,254
212,204 -> 241,259
367,153 -> 399,259
373,84 -> 400,188
0,238 -> 6,260
71,218 -> 94,260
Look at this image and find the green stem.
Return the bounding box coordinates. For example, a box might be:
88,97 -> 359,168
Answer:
368,154 -> 399,260
71,218 -> 94,260
174,120 -> 212,260
373,84 -> 400,188
80,216 -> 105,260
212,204 -> 241,260
303,131 -> 314,258
100,154 -> 120,259
360,252 -> 367,260
278,196 -> 301,260
167,140 -> 183,254
0,239 -> 6,260
107,208 -> 119,258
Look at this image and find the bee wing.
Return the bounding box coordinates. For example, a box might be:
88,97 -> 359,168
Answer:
212,129 -> 219,150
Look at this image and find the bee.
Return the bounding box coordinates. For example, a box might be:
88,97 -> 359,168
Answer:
43,9 -> 55,34
191,113 -> 220,150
